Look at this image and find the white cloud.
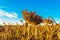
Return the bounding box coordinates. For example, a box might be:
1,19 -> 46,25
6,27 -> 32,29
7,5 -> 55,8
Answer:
0,9 -> 18,18
13,12 -> 17,16
0,9 -> 25,25
0,18 -> 25,25
55,18 -> 60,23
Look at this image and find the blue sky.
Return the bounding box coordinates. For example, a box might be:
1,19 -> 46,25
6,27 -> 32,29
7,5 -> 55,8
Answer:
0,0 -> 60,24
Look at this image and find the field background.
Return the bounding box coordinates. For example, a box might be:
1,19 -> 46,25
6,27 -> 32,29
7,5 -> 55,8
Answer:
0,23 -> 60,40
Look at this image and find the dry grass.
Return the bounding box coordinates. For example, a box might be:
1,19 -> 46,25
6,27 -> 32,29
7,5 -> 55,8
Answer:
0,24 -> 60,40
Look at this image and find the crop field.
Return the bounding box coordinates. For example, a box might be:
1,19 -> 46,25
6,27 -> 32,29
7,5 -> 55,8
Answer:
0,10 -> 59,40
0,23 -> 60,40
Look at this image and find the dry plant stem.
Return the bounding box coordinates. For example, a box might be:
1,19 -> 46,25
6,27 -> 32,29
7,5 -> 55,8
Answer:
27,25 -> 30,40
35,26 -> 37,40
